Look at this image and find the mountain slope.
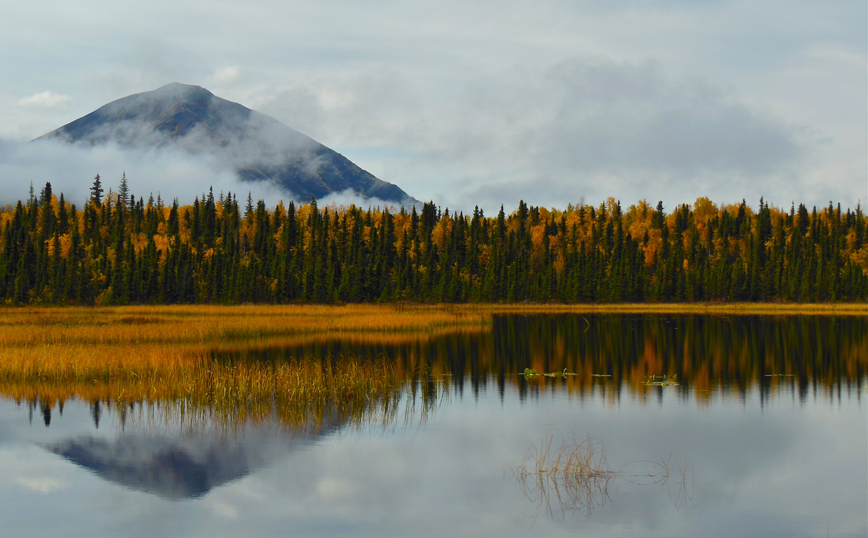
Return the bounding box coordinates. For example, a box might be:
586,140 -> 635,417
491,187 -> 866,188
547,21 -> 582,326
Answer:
37,83 -> 418,205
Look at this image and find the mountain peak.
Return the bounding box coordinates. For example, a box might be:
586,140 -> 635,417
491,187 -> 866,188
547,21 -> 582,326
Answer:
155,81 -> 210,93
147,83 -> 219,108
36,84 -> 418,205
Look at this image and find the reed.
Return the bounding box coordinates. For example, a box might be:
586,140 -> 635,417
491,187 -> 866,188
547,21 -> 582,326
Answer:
1,302 -> 861,348
514,436 -> 675,519
2,353 -> 409,432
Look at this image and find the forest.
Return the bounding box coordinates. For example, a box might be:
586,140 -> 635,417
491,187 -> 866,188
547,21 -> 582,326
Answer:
1,175 -> 866,305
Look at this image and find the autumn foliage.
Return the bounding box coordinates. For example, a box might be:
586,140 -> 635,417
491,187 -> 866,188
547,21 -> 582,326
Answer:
1,179 -> 866,305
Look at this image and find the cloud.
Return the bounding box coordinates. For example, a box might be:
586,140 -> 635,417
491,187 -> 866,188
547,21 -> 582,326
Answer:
0,138 -> 292,208
0,134 -> 410,212
211,66 -> 241,85
16,476 -> 70,494
271,57 -> 806,213
529,58 -> 799,176
315,477 -> 357,501
316,188 -> 410,212
0,0 -> 862,215
207,501 -> 239,519
5,54 -> 845,217
17,91 -> 73,110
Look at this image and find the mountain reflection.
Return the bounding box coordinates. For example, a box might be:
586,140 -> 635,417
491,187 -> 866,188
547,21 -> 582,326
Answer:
36,401 -> 346,500
48,436 -> 252,499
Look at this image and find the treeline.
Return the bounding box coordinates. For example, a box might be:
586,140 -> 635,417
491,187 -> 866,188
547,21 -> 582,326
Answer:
1,176 -> 867,305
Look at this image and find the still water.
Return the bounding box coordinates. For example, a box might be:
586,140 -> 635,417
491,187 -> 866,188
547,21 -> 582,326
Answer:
1,314 -> 865,537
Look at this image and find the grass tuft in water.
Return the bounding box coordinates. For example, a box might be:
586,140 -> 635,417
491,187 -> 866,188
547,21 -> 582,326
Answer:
513,436 -> 685,519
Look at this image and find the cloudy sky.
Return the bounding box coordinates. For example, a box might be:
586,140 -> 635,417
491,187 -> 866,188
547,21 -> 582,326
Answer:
0,0 -> 865,213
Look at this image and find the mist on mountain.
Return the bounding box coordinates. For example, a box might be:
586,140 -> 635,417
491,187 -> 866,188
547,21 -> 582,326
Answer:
19,83 -> 418,207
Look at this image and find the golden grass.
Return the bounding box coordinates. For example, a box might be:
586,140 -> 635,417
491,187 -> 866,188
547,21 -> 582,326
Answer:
0,304 -> 496,348
0,303 -> 862,429
1,302 -> 859,369
0,305 -> 477,430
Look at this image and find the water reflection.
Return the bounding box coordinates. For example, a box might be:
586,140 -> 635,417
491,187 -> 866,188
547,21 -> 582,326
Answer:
47,435 -> 251,499
211,314 -> 867,404
0,314 -> 864,538
7,394 -> 374,504
6,314 -> 864,447
11,314 -> 861,438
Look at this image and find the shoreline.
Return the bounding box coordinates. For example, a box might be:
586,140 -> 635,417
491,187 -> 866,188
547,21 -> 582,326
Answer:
1,302 -> 865,316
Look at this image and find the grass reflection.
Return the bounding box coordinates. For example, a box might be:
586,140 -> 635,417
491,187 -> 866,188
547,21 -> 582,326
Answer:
0,305 -> 864,432
0,305 -> 480,432
3,356 -> 419,433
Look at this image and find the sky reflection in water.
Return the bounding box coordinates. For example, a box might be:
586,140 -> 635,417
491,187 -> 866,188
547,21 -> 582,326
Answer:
0,314 -> 865,538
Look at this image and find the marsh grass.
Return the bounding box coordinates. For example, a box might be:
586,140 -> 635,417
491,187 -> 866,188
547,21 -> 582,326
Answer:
0,303 -> 861,429
0,304 -> 496,349
3,355 -> 412,433
0,305 -> 490,432
0,305 -> 472,431
514,436 -> 684,519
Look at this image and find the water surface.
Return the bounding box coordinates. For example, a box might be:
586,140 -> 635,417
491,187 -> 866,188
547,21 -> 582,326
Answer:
1,314 -> 865,537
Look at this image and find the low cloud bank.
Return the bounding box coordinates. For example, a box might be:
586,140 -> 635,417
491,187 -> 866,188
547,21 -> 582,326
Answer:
0,138 -> 407,212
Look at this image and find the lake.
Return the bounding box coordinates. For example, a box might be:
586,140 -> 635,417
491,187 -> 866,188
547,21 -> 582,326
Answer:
1,313 -> 865,537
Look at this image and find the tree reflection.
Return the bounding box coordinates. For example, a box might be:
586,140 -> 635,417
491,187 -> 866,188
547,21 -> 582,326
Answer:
210,313 -> 866,404
3,314 -> 865,432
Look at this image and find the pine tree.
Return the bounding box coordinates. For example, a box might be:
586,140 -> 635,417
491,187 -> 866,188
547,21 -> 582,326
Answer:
118,172 -> 130,209
90,174 -> 104,205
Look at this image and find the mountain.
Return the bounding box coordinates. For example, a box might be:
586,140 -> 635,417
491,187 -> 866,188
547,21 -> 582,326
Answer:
36,82 -> 418,206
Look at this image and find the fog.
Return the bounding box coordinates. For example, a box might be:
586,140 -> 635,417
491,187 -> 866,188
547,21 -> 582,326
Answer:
0,137 -> 402,211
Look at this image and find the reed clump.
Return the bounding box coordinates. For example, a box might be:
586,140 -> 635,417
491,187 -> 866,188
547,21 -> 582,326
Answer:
514,436 -> 674,519
515,436 -> 617,518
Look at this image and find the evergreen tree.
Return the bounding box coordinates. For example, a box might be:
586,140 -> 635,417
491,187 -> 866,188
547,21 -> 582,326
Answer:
90,174 -> 104,205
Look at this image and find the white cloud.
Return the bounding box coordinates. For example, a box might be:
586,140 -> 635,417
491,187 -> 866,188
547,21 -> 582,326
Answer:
211,66 -> 241,85
16,476 -> 70,494
317,188 -> 408,211
206,500 -> 239,519
17,91 -> 73,110
0,138 -> 275,207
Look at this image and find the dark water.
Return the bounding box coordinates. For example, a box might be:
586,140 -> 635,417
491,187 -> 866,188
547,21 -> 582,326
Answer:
1,314 -> 865,538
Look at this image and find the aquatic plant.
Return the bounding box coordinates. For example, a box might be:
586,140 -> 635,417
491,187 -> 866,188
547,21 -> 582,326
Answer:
514,436 -> 618,518
513,436 -> 679,519
642,374 -> 679,387
522,368 -> 577,379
